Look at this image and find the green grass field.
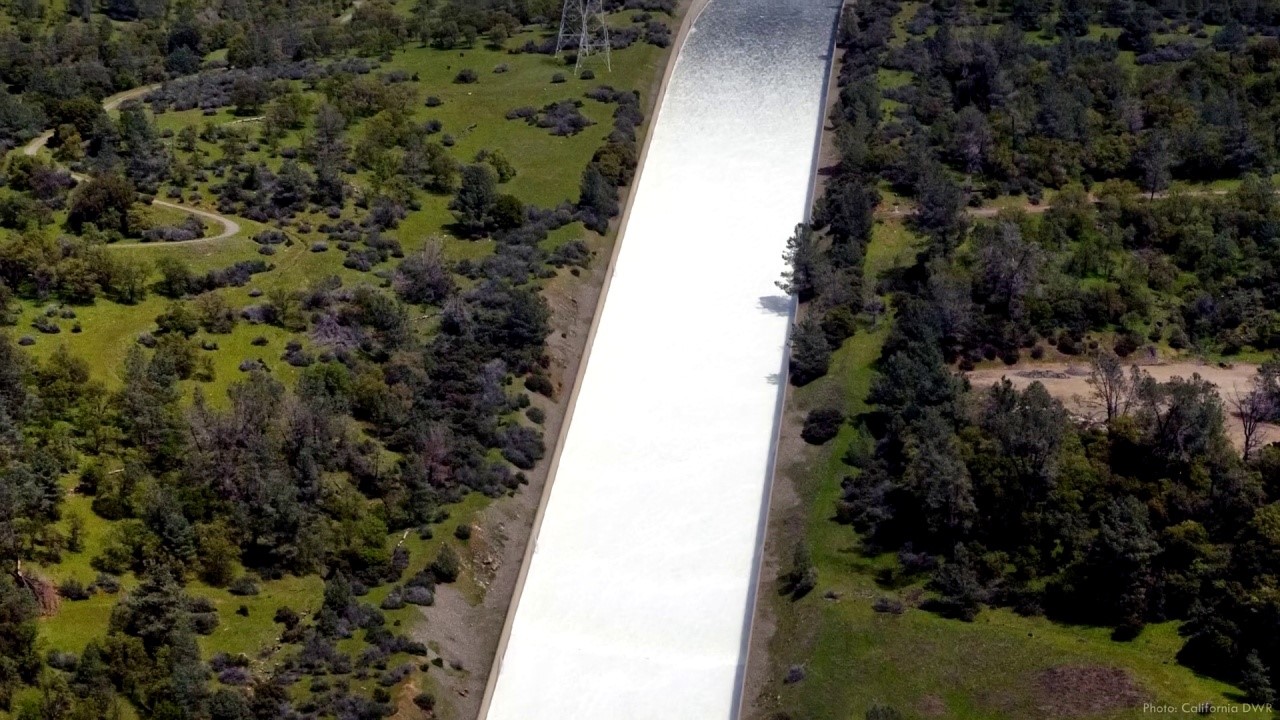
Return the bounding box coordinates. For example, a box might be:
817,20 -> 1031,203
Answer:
13,19 -> 666,399
755,219 -> 1268,720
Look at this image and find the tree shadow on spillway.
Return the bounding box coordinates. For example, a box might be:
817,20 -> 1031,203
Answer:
757,294 -> 792,316
759,295 -> 791,385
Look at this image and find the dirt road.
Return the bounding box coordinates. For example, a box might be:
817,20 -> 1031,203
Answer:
20,82 -> 243,246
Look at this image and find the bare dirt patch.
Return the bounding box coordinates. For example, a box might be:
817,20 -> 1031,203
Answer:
1031,665 -> 1150,718
915,694 -> 947,717
965,360 -> 1279,451
741,401 -> 810,719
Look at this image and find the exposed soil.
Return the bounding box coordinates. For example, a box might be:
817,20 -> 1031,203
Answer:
915,694 -> 947,717
408,233 -> 610,720
1030,665 -> 1150,718
740,401 -> 810,719
965,360 -> 1278,451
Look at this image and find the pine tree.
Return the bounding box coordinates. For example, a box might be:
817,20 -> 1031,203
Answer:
1241,650 -> 1277,705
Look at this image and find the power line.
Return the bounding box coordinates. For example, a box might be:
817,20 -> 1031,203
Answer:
556,0 -> 611,75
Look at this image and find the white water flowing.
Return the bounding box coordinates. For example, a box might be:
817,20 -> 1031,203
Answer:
484,0 -> 841,716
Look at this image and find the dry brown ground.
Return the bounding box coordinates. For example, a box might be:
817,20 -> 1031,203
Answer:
1029,665 -> 1150,718
966,360 -> 1279,451
407,217 -> 618,720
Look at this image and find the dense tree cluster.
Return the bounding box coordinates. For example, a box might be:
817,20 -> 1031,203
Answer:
865,0 -> 1280,197
841,285 -> 1280,703
920,180 -> 1280,362
782,0 -> 1280,705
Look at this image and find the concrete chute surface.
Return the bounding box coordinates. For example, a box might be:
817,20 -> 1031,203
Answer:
481,0 -> 842,717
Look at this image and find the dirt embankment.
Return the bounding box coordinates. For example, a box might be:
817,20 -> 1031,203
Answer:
410,1 -> 708,717
739,4 -> 847,717
966,360 -> 1277,451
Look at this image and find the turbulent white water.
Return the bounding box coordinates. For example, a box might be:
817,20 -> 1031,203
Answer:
484,0 -> 840,717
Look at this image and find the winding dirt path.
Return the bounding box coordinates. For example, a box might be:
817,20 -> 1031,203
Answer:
19,81 -> 246,247
114,197 -> 242,247
21,83 -> 163,158
338,0 -> 364,24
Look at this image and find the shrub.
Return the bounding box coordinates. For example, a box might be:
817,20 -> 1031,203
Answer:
380,589 -> 405,610
253,229 -> 287,245
274,606 -> 300,629
526,373 -> 553,397
282,341 -> 314,367
801,407 -> 843,445
454,524 -> 471,540
219,667 -> 252,685
499,425 -> 545,469
645,20 -> 672,46
47,650 -> 78,671
425,96 -> 443,107
551,72 -> 566,84
92,573 -> 121,594
228,575 -> 260,596
780,541 -> 818,600
32,316 -> 59,334
404,585 -> 434,606
789,318 -> 830,385
872,596 -> 906,614
1114,332 -> 1140,357
525,406 -> 545,424
819,306 -> 856,346
191,610 -> 220,635
548,239 -> 590,268
58,579 -> 91,601
379,663 -> 413,686
453,68 -> 478,84
429,545 -> 460,584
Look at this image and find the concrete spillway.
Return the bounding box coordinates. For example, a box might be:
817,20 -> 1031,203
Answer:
482,0 -> 841,717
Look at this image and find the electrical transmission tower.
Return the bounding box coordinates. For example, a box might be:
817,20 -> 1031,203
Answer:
556,0 -> 611,75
